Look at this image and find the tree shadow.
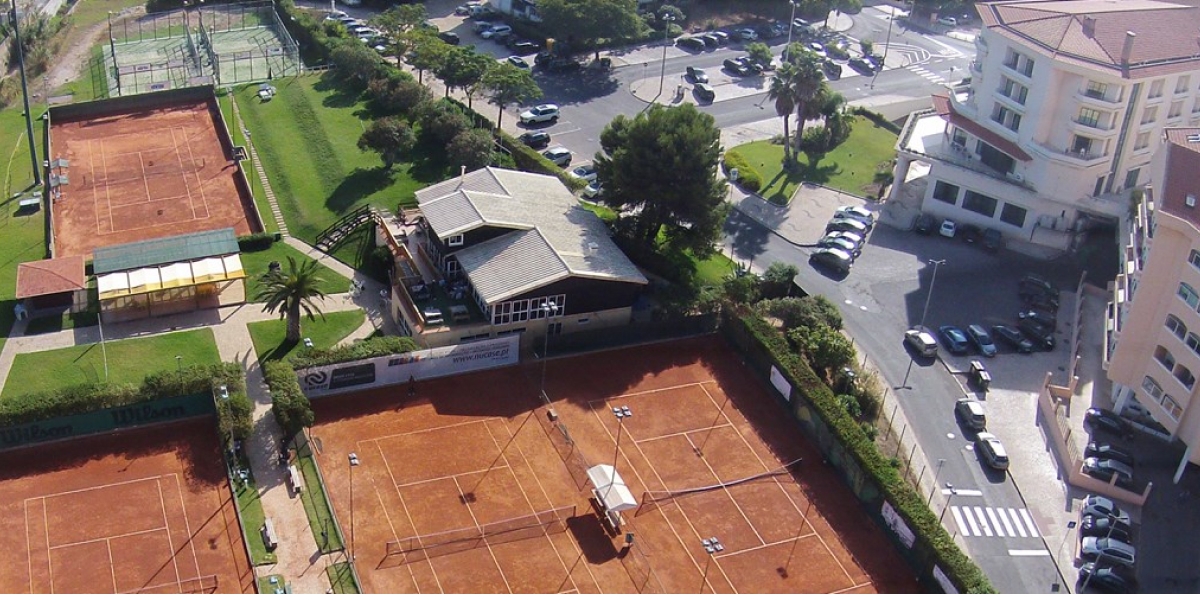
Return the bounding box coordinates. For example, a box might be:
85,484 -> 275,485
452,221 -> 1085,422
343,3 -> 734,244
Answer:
325,166 -> 396,214
262,338 -> 299,363
313,72 -> 364,109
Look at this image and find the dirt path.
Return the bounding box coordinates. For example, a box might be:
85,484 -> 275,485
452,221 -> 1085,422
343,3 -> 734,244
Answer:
42,5 -> 145,95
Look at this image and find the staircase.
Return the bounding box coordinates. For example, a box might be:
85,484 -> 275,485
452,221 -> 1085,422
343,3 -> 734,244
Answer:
314,205 -> 375,253
228,94 -> 289,236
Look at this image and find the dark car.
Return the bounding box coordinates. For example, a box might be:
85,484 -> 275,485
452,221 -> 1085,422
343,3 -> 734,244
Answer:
1018,309 -> 1056,329
677,36 -> 706,51
822,60 -> 842,79
938,325 -> 969,354
1017,319 -> 1055,350
544,57 -> 581,72
733,56 -> 763,74
438,31 -> 461,45
1085,408 -> 1132,437
810,247 -> 853,273
1078,515 -> 1133,543
1021,291 -> 1060,312
991,325 -> 1034,353
865,53 -> 884,71
1082,457 -> 1135,488
517,131 -> 551,149
693,83 -> 715,102
723,58 -> 751,76
508,40 -> 540,55
686,66 -> 709,83
1020,274 -> 1058,297
700,33 -> 721,48
965,324 -> 997,357
848,58 -> 874,75
960,223 -> 982,243
914,214 -> 935,235
1085,442 -> 1136,467
982,228 -> 1002,251
1077,563 -> 1137,593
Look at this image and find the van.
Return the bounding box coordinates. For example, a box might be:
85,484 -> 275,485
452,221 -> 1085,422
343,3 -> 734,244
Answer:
955,398 -> 987,430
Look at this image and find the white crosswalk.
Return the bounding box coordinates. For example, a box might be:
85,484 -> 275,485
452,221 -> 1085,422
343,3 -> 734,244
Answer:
950,505 -> 1042,538
906,64 -> 948,85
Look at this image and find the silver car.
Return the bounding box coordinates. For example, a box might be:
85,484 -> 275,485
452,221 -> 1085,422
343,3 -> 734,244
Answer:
1080,536 -> 1136,567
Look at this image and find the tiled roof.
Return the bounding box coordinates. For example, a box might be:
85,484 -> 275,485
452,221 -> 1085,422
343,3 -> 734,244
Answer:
93,228 -> 240,275
931,94 -> 1033,162
978,0 -> 1200,77
15,256 -> 86,298
1159,128 -> 1200,231
416,167 -> 647,305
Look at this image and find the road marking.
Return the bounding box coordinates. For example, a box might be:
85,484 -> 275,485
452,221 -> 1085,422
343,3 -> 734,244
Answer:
942,488 -> 983,496
1010,509 -> 1027,537
1021,510 -> 1041,537
960,506 -> 982,536
951,506 -> 969,536
952,505 -> 1043,538
986,508 -> 1006,536
973,507 -> 993,536
927,37 -> 966,58
997,509 -> 1016,537
1008,549 -> 1051,557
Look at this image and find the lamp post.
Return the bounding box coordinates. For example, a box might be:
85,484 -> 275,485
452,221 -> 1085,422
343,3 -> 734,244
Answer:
611,405 -> 632,470
348,452 -> 359,562
899,258 -> 946,389
540,300 -> 558,404
656,13 -> 676,99
927,458 -> 946,503
11,0 -> 40,186
784,0 -> 799,57
938,483 -> 958,524
215,383 -> 232,451
699,536 -> 724,593
870,3 -> 897,88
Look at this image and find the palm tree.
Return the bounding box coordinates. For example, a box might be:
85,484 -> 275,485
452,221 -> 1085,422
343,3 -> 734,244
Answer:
767,64 -> 797,164
788,52 -> 826,156
255,256 -> 329,344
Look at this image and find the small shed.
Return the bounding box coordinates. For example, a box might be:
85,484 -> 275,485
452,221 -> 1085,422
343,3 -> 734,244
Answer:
587,464 -> 637,529
14,256 -> 88,314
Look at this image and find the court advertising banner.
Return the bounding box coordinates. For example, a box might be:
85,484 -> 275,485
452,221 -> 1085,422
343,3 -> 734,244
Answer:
296,336 -> 520,397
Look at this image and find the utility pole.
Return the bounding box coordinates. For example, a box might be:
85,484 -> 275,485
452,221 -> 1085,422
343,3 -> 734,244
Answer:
12,0 -> 40,186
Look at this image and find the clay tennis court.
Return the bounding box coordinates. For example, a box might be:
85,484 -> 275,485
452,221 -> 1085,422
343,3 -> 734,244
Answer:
0,422 -> 254,594
49,97 -> 256,259
310,336 -> 920,594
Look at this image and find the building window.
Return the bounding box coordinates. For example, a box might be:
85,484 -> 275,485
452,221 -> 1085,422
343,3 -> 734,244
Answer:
1077,108 -> 1101,128
1188,332 -> 1200,356
962,191 -> 998,218
1162,395 -> 1183,422
1143,375 -> 1164,400
1149,79 -> 1164,99
999,203 -> 1027,228
447,234 -> 464,247
1085,80 -> 1107,100
1142,107 -> 1158,124
1071,136 -> 1095,156
1124,168 -> 1140,190
991,104 -> 1021,132
1135,132 -> 1151,150
1170,100 -> 1184,119
1178,76 -> 1191,94
932,181 -> 960,204
1180,282 -> 1200,308
1176,365 -> 1197,390
1155,345 -> 1177,372
1001,77 -> 1028,104
1191,250 -> 1200,270
1167,314 -> 1189,340
491,294 -> 565,325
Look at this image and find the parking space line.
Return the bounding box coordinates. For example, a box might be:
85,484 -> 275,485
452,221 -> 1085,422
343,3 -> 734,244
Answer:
1020,510 -> 1041,537
973,507 -> 993,536
1009,509 -> 1027,537
996,508 -> 1016,537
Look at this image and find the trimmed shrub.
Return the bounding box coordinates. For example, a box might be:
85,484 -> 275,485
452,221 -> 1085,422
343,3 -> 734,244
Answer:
263,361 -> 312,436
238,232 -> 276,252
289,336 -> 421,370
721,151 -> 762,192
851,106 -> 902,134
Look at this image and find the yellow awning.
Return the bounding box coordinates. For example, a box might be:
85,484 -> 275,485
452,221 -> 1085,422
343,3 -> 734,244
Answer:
192,257 -> 226,283
158,262 -> 195,289
128,267 -> 163,293
222,254 -> 245,279
97,272 -> 130,300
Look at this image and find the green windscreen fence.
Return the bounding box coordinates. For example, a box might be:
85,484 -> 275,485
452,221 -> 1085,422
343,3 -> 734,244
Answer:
0,393 -> 215,450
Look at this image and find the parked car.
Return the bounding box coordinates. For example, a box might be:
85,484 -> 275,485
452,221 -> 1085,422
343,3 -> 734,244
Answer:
520,104 -> 560,124
737,27 -> 759,41
582,183 -> 602,199
955,398 -> 987,430
1080,495 -> 1132,524
1020,274 -> 1058,297
982,228 -> 1002,251
809,247 -> 854,273
1078,515 -> 1133,543
1085,443 -> 1136,466
939,218 -> 957,238
1077,563 -> 1137,593
506,56 -> 530,70
905,328 -> 939,357
938,16 -> 958,27
1017,319 -> 1056,350
822,60 -> 843,79
518,131 -> 551,149
1018,309 -> 1057,329
693,83 -> 715,102
914,214 -> 935,235
541,146 -> 572,167
677,36 -> 707,51
848,57 -> 874,75
723,58 -> 751,76
1084,408 -> 1132,437
508,40 -> 539,54
700,33 -> 721,48
569,164 -> 597,183
733,56 -> 764,73
1080,536 -> 1136,567
710,31 -> 730,45
808,41 -> 827,58
965,324 -> 997,357
686,66 -> 709,83
1021,290 -> 1060,312
817,234 -> 861,257
481,24 -> 512,39
472,20 -> 495,33
1082,457 -> 1135,488
864,53 -> 884,71
826,218 -> 870,235
834,205 -> 874,227
975,432 -> 1010,470
938,325 -> 969,354
991,325 -> 1034,353
438,31 -> 461,45
824,230 -> 864,248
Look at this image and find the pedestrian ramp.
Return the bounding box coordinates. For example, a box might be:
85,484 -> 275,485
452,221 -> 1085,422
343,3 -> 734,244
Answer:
951,505 -> 1042,538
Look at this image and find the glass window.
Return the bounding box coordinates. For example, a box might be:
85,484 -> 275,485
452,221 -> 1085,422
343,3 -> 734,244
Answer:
1190,250 -> 1200,270
1085,80 -> 1107,100
1178,76 -> 1191,94
1124,168 -> 1140,190
1135,132 -> 1151,150
1000,203 -> 1027,228
1162,395 -> 1183,421
1155,345 -> 1177,371
447,234 -> 464,247
1167,314 -> 1188,340
932,181 -> 960,204
1176,365 -> 1196,390
962,191 -> 998,217
1149,79 -> 1164,98
1185,332 -> 1199,357
1142,107 -> 1158,124
1143,375 -> 1164,400
1078,108 -> 1101,127
1171,100 -> 1184,119
1179,282 -> 1200,308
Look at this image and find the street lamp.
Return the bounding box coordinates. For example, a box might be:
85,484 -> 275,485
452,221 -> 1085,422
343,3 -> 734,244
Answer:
699,536 -> 725,593
870,3 -> 898,88
348,452 -> 360,562
215,383 -> 232,451
899,258 -> 946,389
938,482 -> 958,524
540,300 -> 558,404
611,405 -> 632,470
927,458 -> 946,503
784,1 -> 800,57
657,13 -> 677,99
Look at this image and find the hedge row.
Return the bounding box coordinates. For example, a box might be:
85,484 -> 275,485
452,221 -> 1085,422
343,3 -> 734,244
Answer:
852,106 -> 903,134
728,305 -> 993,593
263,361 -> 313,436
722,150 -> 763,192
290,336 -> 421,370
238,232 -> 277,252
0,363 -> 251,436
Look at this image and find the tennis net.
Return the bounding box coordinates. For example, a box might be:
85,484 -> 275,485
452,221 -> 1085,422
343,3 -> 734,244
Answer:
384,505 -> 576,563
636,458 -> 803,515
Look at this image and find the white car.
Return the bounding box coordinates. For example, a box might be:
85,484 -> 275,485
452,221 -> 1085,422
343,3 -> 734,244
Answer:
481,24 -> 512,39
975,432 -> 1010,470
520,104 -> 560,124
569,164 -> 597,183
542,146 -> 572,167
938,16 -> 958,27
904,328 -> 938,357
737,28 -> 758,41
939,218 -> 957,238
834,205 -> 874,227
583,183 -> 602,199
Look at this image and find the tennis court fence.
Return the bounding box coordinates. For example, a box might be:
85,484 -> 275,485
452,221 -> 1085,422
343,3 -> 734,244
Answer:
635,458 -> 804,515
383,505 -> 576,563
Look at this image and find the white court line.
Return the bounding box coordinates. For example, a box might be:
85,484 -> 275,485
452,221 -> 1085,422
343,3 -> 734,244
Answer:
1021,510 -> 1041,537
951,506 -> 969,536
973,507 -> 993,536
1009,549 -> 1051,557
961,507 -> 981,536
1009,509 -> 1027,537
997,509 -> 1016,537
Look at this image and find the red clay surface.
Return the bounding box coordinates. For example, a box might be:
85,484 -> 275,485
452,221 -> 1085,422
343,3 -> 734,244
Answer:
311,336 -> 920,594
49,99 -> 256,259
0,422 -> 254,594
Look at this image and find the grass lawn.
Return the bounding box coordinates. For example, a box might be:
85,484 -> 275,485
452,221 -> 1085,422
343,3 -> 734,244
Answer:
247,310 -> 366,363
295,450 -> 345,554
235,475 -> 278,565
241,243 -> 353,301
325,562 -> 358,594
257,575 -> 287,594
218,90 -> 278,234
732,116 -> 898,204
693,250 -> 737,286
0,107 -> 44,357
51,0 -> 149,100
0,329 -> 221,399
237,74 -> 451,245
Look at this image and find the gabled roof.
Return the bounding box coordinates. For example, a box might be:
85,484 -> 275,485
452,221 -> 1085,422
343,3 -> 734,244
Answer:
1158,128 -> 1200,231
931,94 -> 1033,162
416,167 -> 647,305
93,228 -> 240,275
15,256 -> 86,299
977,0 -> 1200,78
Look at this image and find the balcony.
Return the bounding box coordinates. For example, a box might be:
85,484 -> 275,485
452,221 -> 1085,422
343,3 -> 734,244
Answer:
1069,116 -> 1118,137
1075,87 -> 1123,109
1000,60 -> 1033,82
1035,141 -> 1108,167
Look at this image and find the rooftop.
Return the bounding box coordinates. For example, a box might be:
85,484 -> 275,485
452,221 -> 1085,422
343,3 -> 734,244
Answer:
15,256 -> 86,299
93,228 -> 240,275
1158,128 -> 1200,230
977,0 -> 1200,78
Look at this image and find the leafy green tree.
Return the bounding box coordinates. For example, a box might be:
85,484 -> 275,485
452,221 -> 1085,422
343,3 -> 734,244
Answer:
255,257 -> 328,344
860,39 -> 874,56
788,323 -> 856,379
329,41 -> 382,89
658,4 -> 686,24
480,62 -> 543,130
447,128 -> 497,170
357,117 -> 417,170
538,0 -> 647,60
370,4 -> 427,37
758,295 -> 843,330
745,42 -> 773,70
724,273 -> 761,305
761,262 -> 799,299
407,32 -> 450,84
367,73 -> 432,116
594,104 -> 727,256
417,99 -> 472,146
436,46 -> 494,101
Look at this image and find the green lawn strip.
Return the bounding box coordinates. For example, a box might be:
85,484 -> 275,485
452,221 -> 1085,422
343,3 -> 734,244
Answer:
256,575 -> 287,594
692,250 -> 737,286
1,328 -> 220,398
732,116 -> 898,204
218,90 -> 278,234
241,243 -> 352,301
235,475 -> 278,565
325,562 -> 359,594
294,451 -> 346,553
247,310 -> 366,363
